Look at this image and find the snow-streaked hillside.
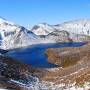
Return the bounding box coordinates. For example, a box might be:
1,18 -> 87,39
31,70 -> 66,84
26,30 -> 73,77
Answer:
31,23 -> 57,35
31,19 -> 90,42
0,17 -> 38,49
56,19 -> 90,35
0,17 -> 90,49
31,19 -> 90,36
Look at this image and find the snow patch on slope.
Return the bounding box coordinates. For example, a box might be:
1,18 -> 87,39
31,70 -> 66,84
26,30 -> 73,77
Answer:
31,19 -> 90,42
0,17 -> 39,49
57,19 -> 90,35
9,78 -> 90,90
31,23 -> 57,35
31,19 -> 90,36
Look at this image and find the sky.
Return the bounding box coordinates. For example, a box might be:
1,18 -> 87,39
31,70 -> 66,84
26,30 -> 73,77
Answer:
0,0 -> 90,27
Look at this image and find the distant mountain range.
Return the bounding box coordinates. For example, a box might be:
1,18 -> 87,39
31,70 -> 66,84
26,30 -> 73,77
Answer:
0,17 -> 90,49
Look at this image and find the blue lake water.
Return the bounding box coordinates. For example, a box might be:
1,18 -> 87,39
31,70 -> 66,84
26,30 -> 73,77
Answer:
6,42 -> 87,68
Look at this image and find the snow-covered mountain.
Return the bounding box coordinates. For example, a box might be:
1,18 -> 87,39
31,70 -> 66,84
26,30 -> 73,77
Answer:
31,19 -> 90,42
0,17 -> 38,49
0,17 -> 90,49
58,19 -> 90,35
31,23 -> 57,35
31,19 -> 90,36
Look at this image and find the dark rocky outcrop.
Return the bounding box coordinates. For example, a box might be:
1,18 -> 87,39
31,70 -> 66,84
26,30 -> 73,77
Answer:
0,55 -> 46,90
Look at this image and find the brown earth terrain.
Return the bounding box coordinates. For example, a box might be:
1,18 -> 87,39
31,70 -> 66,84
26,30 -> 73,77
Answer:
44,43 -> 90,87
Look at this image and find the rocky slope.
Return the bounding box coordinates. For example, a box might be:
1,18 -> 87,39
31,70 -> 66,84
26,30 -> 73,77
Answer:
44,43 -> 90,90
0,54 -> 47,90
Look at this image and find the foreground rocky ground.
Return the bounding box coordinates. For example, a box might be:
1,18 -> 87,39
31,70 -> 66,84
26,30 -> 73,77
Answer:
1,43 -> 90,90
45,43 -> 90,89
0,55 -> 47,90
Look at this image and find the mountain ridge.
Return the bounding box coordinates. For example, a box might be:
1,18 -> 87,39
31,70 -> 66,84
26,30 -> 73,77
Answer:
0,17 -> 90,49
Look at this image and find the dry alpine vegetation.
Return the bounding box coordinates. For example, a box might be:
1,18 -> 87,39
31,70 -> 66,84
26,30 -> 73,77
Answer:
44,43 -> 90,88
